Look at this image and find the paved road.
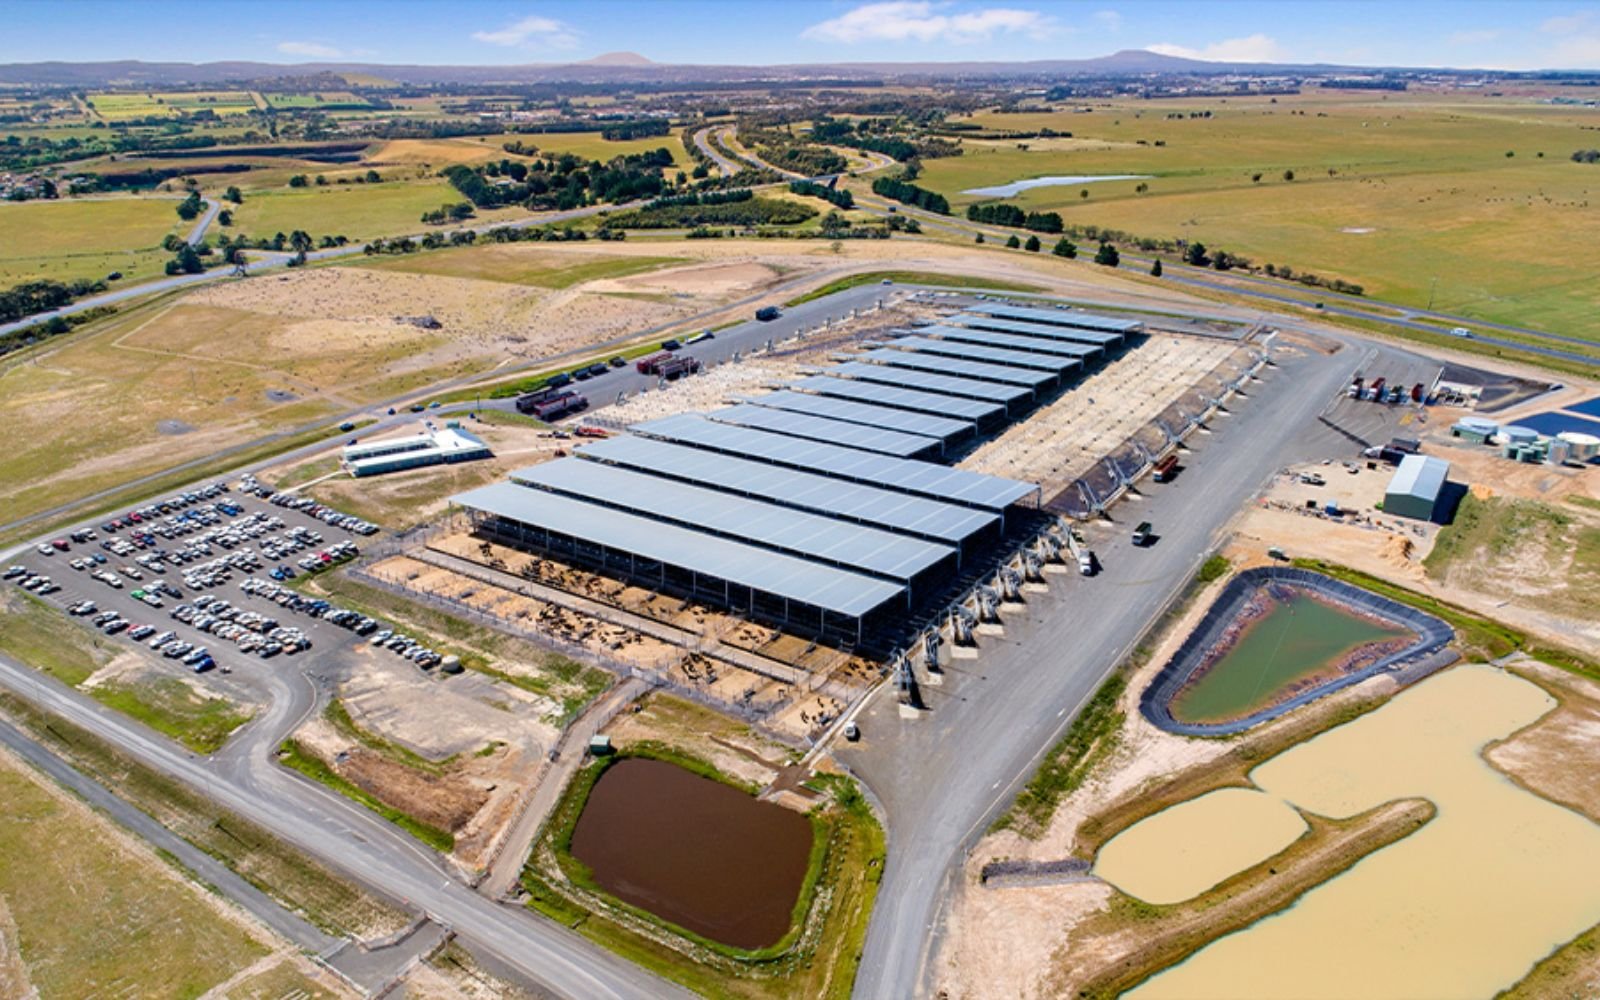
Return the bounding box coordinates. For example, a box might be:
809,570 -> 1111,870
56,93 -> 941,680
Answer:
842,325 -> 1375,999
690,125 -> 739,177
186,197 -> 221,246
0,648 -> 694,1000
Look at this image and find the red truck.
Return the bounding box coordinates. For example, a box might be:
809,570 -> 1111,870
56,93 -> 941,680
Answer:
516,391 -> 589,420
575,425 -> 609,439
635,351 -> 674,374
1152,454 -> 1181,483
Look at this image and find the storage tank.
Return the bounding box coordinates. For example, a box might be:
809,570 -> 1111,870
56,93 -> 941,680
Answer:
1558,431 -> 1600,462
1452,415 -> 1498,443
1500,425 -> 1539,446
1547,439 -> 1572,466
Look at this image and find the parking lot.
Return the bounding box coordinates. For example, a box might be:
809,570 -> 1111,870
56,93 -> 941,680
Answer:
1,474 -> 448,684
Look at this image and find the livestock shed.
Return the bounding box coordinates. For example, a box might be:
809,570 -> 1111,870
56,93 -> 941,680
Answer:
826,362 -> 1033,412
705,403 -> 942,459
509,457 -> 958,590
913,324 -> 1103,364
857,347 -> 1057,391
960,302 -> 1141,340
787,374 -> 1005,427
630,414 -> 1039,513
1384,455 -> 1453,521
883,334 -> 1083,378
742,389 -> 978,449
342,424 -> 491,477
572,434 -> 1000,553
452,481 -> 905,642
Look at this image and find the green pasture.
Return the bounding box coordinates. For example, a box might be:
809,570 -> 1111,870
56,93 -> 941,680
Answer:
231,177 -> 523,240
923,96 -> 1600,339
264,91 -> 372,109
0,196 -> 184,287
505,128 -> 692,168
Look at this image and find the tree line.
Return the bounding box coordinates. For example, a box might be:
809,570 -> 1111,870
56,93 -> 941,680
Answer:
965,202 -> 1062,232
789,179 -> 854,209
871,176 -> 950,214
443,147 -> 676,212
0,278 -> 107,325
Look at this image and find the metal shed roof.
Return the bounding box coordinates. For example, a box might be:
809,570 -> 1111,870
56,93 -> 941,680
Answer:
949,313 -> 1124,347
630,413 -> 1038,510
742,389 -> 976,443
963,302 -> 1143,334
511,456 -> 955,582
827,361 -> 1032,406
706,403 -> 941,458
787,374 -> 1003,423
913,324 -> 1101,362
1386,454 -> 1449,501
858,348 -> 1055,389
572,434 -> 998,544
452,481 -> 902,617
885,334 -> 1082,376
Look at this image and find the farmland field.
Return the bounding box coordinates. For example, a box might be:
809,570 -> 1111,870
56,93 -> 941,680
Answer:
230,177 -> 527,240
508,129 -> 693,168
86,89 -> 256,120
264,91 -> 371,109
0,748 -> 269,997
0,196 -> 184,287
918,94 -> 1600,340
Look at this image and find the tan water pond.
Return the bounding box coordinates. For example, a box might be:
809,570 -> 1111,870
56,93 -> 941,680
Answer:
1129,665 -> 1600,1000
1094,787 -> 1308,904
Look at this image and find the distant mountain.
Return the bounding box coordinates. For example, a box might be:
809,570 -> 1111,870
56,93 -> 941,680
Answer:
0,50 -> 1521,88
579,52 -> 654,67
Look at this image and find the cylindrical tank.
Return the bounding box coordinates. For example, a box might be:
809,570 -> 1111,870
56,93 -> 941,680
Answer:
1547,440 -> 1572,466
1456,415 -> 1498,438
1501,425 -> 1539,445
1558,431 -> 1600,462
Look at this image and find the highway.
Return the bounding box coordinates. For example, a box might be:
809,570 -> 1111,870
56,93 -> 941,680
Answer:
842,322 -> 1377,999
690,124 -> 739,177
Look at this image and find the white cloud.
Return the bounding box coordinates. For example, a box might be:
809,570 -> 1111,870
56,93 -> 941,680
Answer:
1445,29 -> 1500,46
1146,33 -> 1289,63
1540,9 -> 1595,33
471,15 -> 579,49
277,41 -> 344,59
1093,9 -> 1122,31
801,2 -> 1055,45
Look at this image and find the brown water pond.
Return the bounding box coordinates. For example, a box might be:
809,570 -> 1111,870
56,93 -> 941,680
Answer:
568,756 -> 814,950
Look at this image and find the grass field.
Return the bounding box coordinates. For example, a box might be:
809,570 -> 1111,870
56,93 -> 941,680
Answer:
92,677 -> 253,755
357,244 -> 685,287
86,90 -> 256,120
921,94 -> 1600,339
0,196 -> 185,287
508,129 -> 692,168
231,177 -> 525,241
264,91 -> 371,109
0,749 -> 268,997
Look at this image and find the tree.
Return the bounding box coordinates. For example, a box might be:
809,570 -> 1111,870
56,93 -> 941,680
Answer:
1094,242 -> 1120,267
1252,173 -> 1263,183
1080,188 -> 1089,200
175,190 -> 203,221
1183,241 -> 1208,267
223,186 -> 243,204
819,210 -> 850,234
974,233 -> 985,244
315,174 -> 328,185
1150,259 -> 1163,277
174,244 -> 203,274
288,174 -> 309,188
289,230 -> 313,255
692,163 -> 709,179
1052,237 -> 1077,258
365,169 -> 382,184
218,209 -> 233,227
1023,234 -> 1041,252
1283,169 -> 1295,181
1005,234 -> 1021,249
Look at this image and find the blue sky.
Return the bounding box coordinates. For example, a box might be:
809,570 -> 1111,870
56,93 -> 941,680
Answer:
5,1 -> 1598,71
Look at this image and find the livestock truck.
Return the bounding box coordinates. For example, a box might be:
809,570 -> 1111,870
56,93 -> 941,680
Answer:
516,391 -> 589,420
1151,453 -> 1181,483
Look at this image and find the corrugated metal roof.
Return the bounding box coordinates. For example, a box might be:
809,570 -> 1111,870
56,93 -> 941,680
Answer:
742,389 -> 976,443
452,481 -> 903,617
949,312 -> 1124,347
511,456 -> 955,581
571,434 -> 998,544
787,374 -> 1003,423
706,403 -> 941,458
913,324 -> 1102,361
630,413 -> 1038,510
1387,454 -> 1449,500
962,302 -> 1142,334
885,334 -> 1082,375
859,347 -> 1055,389
829,361 -> 1032,406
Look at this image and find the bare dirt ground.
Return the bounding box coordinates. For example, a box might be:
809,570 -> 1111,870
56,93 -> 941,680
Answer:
606,690 -> 795,791
1489,659 -> 1600,826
